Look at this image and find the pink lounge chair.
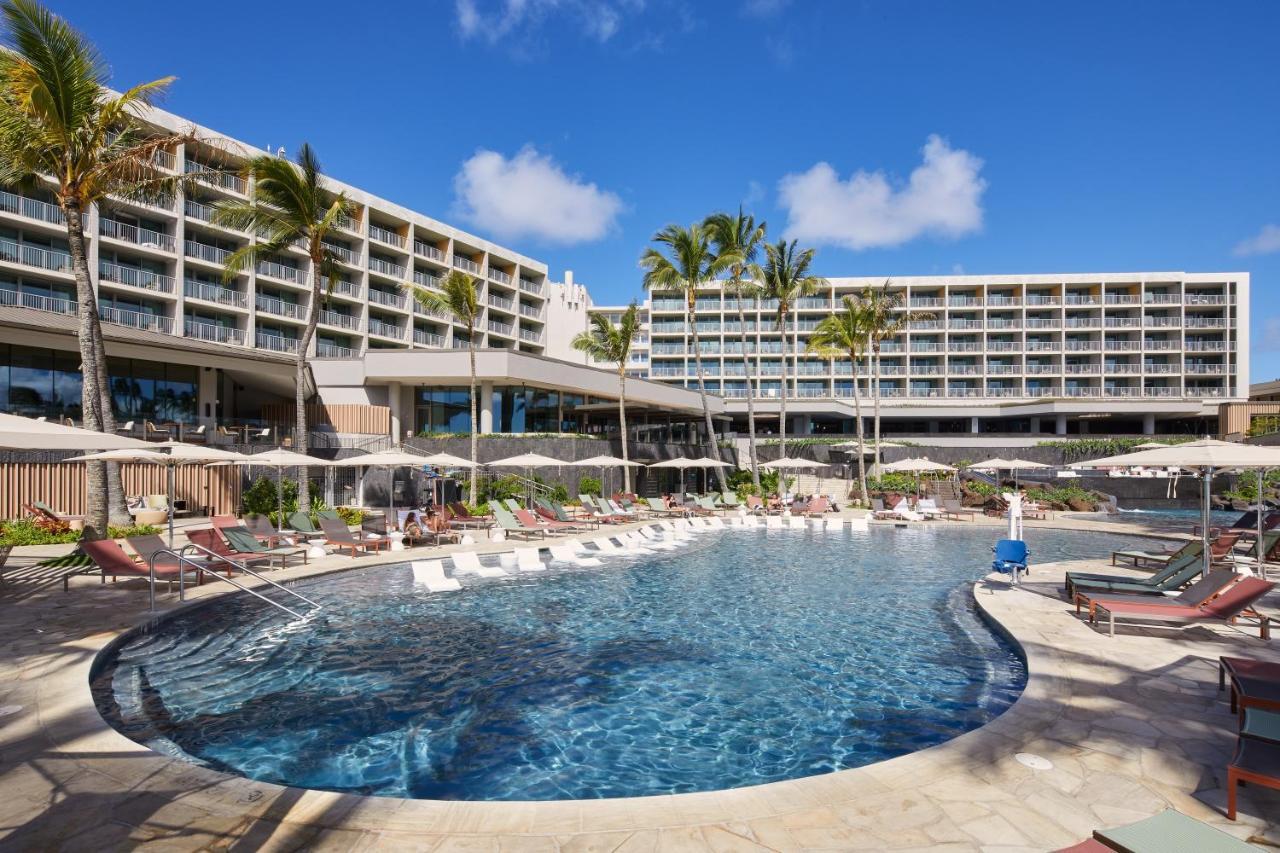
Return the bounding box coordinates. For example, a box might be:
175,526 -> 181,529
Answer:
1089,577 -> 1275,638
80,538 -> 189,591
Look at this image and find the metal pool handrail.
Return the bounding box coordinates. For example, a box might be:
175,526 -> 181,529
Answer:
147,544 -> 322,619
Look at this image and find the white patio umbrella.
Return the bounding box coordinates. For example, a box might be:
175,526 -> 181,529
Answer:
329,449 -> 433,530
0,411 -> 151,450
419,452 -> 477,468
1072,439 -> 1280,580
968,457 -> 1051,490
1133,441 -> 1170,450
881,457 -> 957,499
487,453 -> 567,506
760,457 -> 827,469
649,457 -> 728,495
65,442 -> 249,546
571,454 -> 644,496
217,448 -> 340,535
832,439 -> 905,452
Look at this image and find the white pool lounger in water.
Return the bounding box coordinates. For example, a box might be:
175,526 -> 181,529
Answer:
411,560 -> 462,592
626,530 -> 677,551
513,547 -> 546,571
451,551 -> 507,578
765,515 -> 783,529
637,526 -> 685,547
548,543 -> 603,567
592,536 -> 651,555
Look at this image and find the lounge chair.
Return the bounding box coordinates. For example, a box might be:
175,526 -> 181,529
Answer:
514,507 -> 576,533
404,511 -> 461,546
720,492 -> 742,510
644,497 -> 683,517
590,535 -> 651,556
185,527 -> 273,572
126,534 -> 218,580
1219,656 -> 1280,718
450,551 -> 506,578
1075,569 -> 1240,620
535,498 -> 597,531
1228,737 -> 1280,821
991,539 -> 1028,578
80,539 -> 187,590
804,497 -> 830,517
490,505 -> 547,539
1056,808 -> 1259,851
915,498 -> 944,519
1225,530 -> 1280,569
603,497 -> 640,519
318,517 -> 390,556
1110,538 -> 1204,568
410,560 -> 461,592
636,526 -> 686,548
1242,707 -> 1280,745
512,547 -> 546,572
221,526 -> 309,570
286,511 -> 329,541
624,530 -> 677,551
1088,576 -> 1274,638
579,495 -> 628,523
548,543 -> 603,567
941,499 -> 976,521
23,500 -> 83,526
1067,544 -> 1207,599
883,497 -> 923,522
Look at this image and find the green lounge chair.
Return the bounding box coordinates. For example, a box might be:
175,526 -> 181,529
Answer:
535,498 -> 596,530
646,497 -> 685,517
316,508 -> 342,521
696,496 -> 722,515
1067,542 -> 1204,597
221,526 -> 309,570
287,511 -> 327,541
720,492 -> 741,509
1111,538 -> 1202,568
491,504 -> 546,539
1065,808 -> 1259,851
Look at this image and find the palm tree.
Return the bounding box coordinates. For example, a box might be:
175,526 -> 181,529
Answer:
571,302 -> 641,492
861,279 -> 932,469
752,239 -> 826,484
640,223 -> 732,487
405,270 -> 482,503
211,143 -> 354,508
806,296 -> 874,505
0,0 -> 197,536
705,208 -> 764,489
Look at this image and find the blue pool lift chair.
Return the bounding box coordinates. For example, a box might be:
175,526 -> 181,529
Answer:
992,539 -> 1029,579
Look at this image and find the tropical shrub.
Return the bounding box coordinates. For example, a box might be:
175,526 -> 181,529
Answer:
0,520 -> 160,546
1035,436 -> 1195,462
577,476 -> 602,497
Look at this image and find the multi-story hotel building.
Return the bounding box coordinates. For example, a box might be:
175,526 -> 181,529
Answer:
588,273 -> 1249,437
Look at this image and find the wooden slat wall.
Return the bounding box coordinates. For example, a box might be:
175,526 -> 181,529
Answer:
1219,402 -> 1280,438
0,462 -> 241,519
260,403 -> 390,436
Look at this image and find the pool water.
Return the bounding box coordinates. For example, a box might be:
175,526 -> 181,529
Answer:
92,525 -> 1158,801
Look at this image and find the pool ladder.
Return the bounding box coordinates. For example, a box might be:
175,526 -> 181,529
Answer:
147,542 -> 323,619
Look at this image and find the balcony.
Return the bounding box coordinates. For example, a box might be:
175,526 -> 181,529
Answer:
184,239 -> 233,265
795,386 -> 829,398
1186,340 -> 1228,352
519,303 -> 542,319
184,320 -> 243,345
1105,340 -> 1141,351
986,365 -> 1018,375
947,387 -> 982,398
0,238 -> 72,273
368,255 -> 405,279
519,277 -> 544,296
1186,294 -> 1228,305
0,190 -> 64,225
487,294 -> 514,312
1104,295 -> 1139,305
949,366 -> 981,375
256,259 -> 302,284
414,329 -> 445,347
368,318 -> 401,339
1064,341 -> 1100,351
910,342 -> 944,352
1064,364 -> 1100,374
319,309 -> 359,330
0,287 -> 76,315
184,159 -> 246,194
322,276 -> 361,300
987,296 -> 1021,307
183,198 -> 223,225
986,387 -> 1022,398
488,267 -> 512,285
99,261 -> 174,293
1185,363 -> 1226,374
1104,386 -> 1142,397
1104,317 -> 1141,328
908,297 -> 943,308
414,300 -> 450,321
368,223 -> 405,249
1063,386 -> 1101,397
909,320 -> 942,330
519,328 -> 543,344
1144,294 -> 1180,304
1064,295 -> 1099,306
1185,317 -> 1227,328
368,288 -> 407,310
414,240 -> 444,261
948,320 -> 983,330
317,342 -> 356,358
1024,295 -> 1058,306
99,305 -> 172,334
948,296 -> 983,307
949,342 -> 982,352
1105,364 -> 1142,374
987,319 -> 1022,330
452,255 -> 481,275
1024,319 -> 1057,329
411,269 -> 441,291
909,387 -> 944,398
1144,387 -> 1179,397
255,331 -> 299,353
184,279 -> 246,308
322,242 -> 360,265
1144,316 -> 1180,327
796,297 -> 829,309
1026,364 -> 1058,374
1189,386 -> 1229,398
255,294 -> 306,320
1143,340 -> 1178,350
1144,364 -> 1178,374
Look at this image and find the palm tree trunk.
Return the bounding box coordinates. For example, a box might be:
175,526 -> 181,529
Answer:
739,300 -> 759,490
294,274 -> 324,509
777,310 -> 788,495
687,294 -> 723,490
62,202 -> 118,538
617,368 -> 630,493
468,336 -> 478,505
872,339 -> 882,478
849,346 -> 868,506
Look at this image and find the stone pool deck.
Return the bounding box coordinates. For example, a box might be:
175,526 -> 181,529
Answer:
0,515 -> 1278,851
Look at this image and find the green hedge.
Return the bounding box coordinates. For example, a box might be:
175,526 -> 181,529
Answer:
0,519 -> 162,547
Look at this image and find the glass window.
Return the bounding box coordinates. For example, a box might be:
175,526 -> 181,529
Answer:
8,345 -> 51,415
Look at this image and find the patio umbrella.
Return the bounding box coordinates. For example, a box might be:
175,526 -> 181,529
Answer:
65,442 -> 249,546
881,457 -> 957,499
571,454 -> 644,496
649,457 -> 719,495
419,452 -> 477,468
218,448 -> 339,535
968,457 -> 1051,490
0,411 -> 150,450
1133,441 -> 1170,450
832,440 -> 905,452
329,448 -> 434,531
760,457 -> 826,469
487,453 -> 566,506
1071,439 -> 1280,580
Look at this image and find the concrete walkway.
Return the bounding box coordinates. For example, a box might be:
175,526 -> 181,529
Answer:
0,515 -> 1277,850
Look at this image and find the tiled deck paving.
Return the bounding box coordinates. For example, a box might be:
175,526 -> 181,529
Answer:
0,514 -> 1277,851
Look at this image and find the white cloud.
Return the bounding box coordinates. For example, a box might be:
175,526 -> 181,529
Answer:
742,179 -> 764,206
743,0 -> 789,17
777,135 -> 987,251
1260,317 -> 1280,352
951,263 -> 966,275
1234,224 -> 1280,257
455,0 -> 634,43
452,146 -> 624,244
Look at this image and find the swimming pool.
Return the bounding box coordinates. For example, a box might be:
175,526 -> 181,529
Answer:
92,525 -> 1158,801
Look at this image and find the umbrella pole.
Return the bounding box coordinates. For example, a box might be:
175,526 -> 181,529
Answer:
277,465 -> 285,535
1259,468 -> 1267,580
167,463 -> 175,548
1202,466 -> 1212,581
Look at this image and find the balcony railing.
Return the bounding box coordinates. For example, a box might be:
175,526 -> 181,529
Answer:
1144,364 -> 1178,374
1144,386 -> 1179,397
185,239 -> 233,265
986,296 -> 1021,306
1186,294 -> 1227,305
1064,364 -> 1100,374
1105,364 -> 1142,374
1105,340 -> 1142,350
908,298 -> 943,308
1104,386 -> 1142,397
452,255 -> 481,274
414,329 -> 445,347
411,270 -> 440,290
99,305 -> 172,334
184,320 -> 243,345
368,256 -> 405,278
487,294 -> 514,312
948,296 -> 982,307
414,300 -> 450,320
322,276 -> 361,300
0,190 -> 64,225
518,277 -> 543,296
1063,387 -> 1102,397
488,268 -> 512,285
255,294 -> 306,320
486,319 -> 514,337
319,309 -> 359,330
368,223 -> 405,248
1185,364 -> 1226,374
1064,295 -> 1099,305
368,318 -> 401,338
183,198 -> 221,224
1104,295 -> 1139,305
947,387 -> 982,398
1104,317 -> 1141,327
184,279 -> 246,308
519,328 -> 542,344
1064,341 -> 1101,351
1145,316 -> 1180,327
1024,295 -> 1058,306
0,287 -> 76,315
256,259 -> 302,283
1025,364 -> 1057,374
949,342 -> 981,352
184,159 -> 247,194
1186,340 -> 1228,352
986,387 -> 1023,398
368,288 -> 407,310
1024,319 -> 1057,328
255,331 -> 300,353
0,238 -> 72,273
1185,317 -> 1227,328
316,342 -> 356,358
414,240 -> 444,260
323,242 -> 360,265
519,303 -> 541,319
1144,340 -> 1178,350
1144,294 -> 1180,304
651,299 -> 684,311
99,261 -> 174,293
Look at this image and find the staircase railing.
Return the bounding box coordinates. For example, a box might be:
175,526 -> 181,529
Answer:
147,543 -> 323,618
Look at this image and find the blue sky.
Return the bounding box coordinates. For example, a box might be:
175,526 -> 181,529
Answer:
55,0 -> 1280,378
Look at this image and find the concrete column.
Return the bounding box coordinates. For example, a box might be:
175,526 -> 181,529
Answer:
1030,416 -> 1041,434
1142,412 -> 1156,435
387,381 -> 402,441
969,416 -> 980,434
479,381 -> 494,434
197,367 -> 218,428
1055,414 -> 1067,435
1080,420 -> 1090,435
794,413 -> 811,436
928,420 -> 940,434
